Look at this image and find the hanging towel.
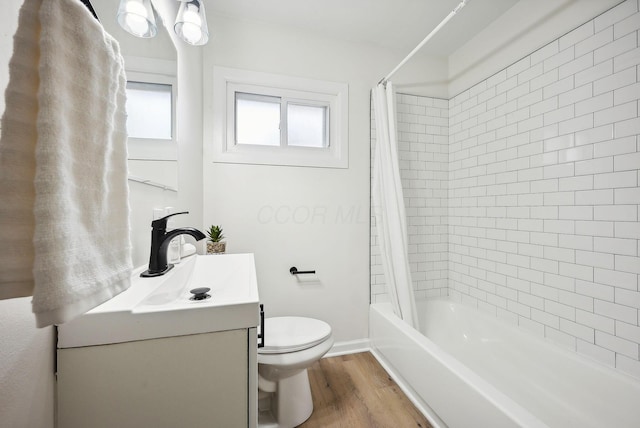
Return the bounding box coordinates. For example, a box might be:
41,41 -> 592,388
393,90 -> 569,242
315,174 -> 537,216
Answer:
0,0 -> 132,327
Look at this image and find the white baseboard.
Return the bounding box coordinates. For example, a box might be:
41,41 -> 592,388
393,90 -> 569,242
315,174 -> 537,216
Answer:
324,338 -> 370,358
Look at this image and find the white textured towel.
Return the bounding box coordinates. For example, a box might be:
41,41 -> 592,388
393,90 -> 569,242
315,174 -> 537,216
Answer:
0,0 -> 132,327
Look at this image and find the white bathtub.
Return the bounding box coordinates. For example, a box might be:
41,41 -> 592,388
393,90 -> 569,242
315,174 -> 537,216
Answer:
370,299 -> 640,428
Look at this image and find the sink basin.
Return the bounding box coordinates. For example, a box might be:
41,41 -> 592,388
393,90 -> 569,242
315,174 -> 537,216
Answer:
57,253 -> 260,348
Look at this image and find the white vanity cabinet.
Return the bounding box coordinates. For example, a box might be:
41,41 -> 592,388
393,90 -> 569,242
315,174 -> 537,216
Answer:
57,328 -> 258,428
55,254 -> 260,428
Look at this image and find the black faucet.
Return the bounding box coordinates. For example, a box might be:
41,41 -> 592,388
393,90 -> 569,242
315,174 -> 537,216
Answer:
140,211 -> 206,277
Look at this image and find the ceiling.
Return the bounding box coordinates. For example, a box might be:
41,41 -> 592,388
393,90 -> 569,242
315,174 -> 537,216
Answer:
207,0 -> 521,56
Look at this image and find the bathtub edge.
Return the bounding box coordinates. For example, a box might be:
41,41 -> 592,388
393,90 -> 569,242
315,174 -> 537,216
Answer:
370,301 -> 548,428
370,347 -> 448,428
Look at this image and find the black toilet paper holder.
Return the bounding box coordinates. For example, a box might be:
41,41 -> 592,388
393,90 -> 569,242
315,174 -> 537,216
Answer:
289,266 -> 316,275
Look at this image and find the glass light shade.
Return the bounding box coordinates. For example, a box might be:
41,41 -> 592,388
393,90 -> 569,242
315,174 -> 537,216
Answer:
117,0 -> 157,38
174,0 -> 209,46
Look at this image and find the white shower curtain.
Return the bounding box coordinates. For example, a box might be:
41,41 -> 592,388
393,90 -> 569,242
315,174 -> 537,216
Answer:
372,82 -> 419,329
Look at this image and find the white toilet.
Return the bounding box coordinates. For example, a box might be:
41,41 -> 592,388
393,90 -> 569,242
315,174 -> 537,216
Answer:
257,316 -> 334,428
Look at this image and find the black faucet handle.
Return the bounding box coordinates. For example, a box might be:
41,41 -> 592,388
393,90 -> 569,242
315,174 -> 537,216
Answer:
151,211 -> 189,230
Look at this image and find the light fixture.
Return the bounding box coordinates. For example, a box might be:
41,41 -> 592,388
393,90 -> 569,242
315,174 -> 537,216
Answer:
116,0 -> 210,46
174,0 -> 209,46
117,0 -> 157,38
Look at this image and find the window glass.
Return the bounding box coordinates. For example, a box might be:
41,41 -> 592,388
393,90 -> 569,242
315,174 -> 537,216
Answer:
235,93 -> 281,146
125,81 -> 172,140
287,103 -> 328,148
213,66 -> 349,168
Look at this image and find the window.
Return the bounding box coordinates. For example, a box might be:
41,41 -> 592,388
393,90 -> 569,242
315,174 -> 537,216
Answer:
126,81 -> 173,140
234,92 -> 329,149
125,69 -> 177,162
122,57 -> 178,192
235,93 -> 281,146
211,66 -> 348,168
287,103 -> 328,148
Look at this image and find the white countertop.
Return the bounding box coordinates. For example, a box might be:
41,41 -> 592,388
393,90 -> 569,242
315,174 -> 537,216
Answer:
57,253 -> 260,348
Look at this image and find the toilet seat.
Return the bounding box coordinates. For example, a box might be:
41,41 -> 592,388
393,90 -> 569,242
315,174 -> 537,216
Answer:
259,317 -> 332,354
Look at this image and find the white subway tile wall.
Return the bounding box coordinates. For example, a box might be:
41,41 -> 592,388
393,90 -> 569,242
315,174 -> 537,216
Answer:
370,94 -> 449,302
371,0 -> 640,379
448,0 -> 640,378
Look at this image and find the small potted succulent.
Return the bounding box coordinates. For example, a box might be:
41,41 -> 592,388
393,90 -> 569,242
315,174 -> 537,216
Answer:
206,225 -> 226,254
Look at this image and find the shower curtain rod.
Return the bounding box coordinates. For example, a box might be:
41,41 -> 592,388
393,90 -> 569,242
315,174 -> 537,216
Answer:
379,0 -> 469,86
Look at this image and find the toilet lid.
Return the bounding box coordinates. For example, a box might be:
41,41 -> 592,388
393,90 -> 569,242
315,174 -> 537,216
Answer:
259,316 -> 332,354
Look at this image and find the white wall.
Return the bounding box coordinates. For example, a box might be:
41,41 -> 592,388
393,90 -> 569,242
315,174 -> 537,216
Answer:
0,1 -> 55,427
448,0 -> 622,97
202,16 -> 448,345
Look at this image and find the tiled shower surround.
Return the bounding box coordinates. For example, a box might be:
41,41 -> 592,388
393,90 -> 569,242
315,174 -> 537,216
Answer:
370,94 -> 450,301
371,0 -> 640,378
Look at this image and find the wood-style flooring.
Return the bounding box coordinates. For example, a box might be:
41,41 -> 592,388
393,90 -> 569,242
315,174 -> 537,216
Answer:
299,352 -> 433,428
